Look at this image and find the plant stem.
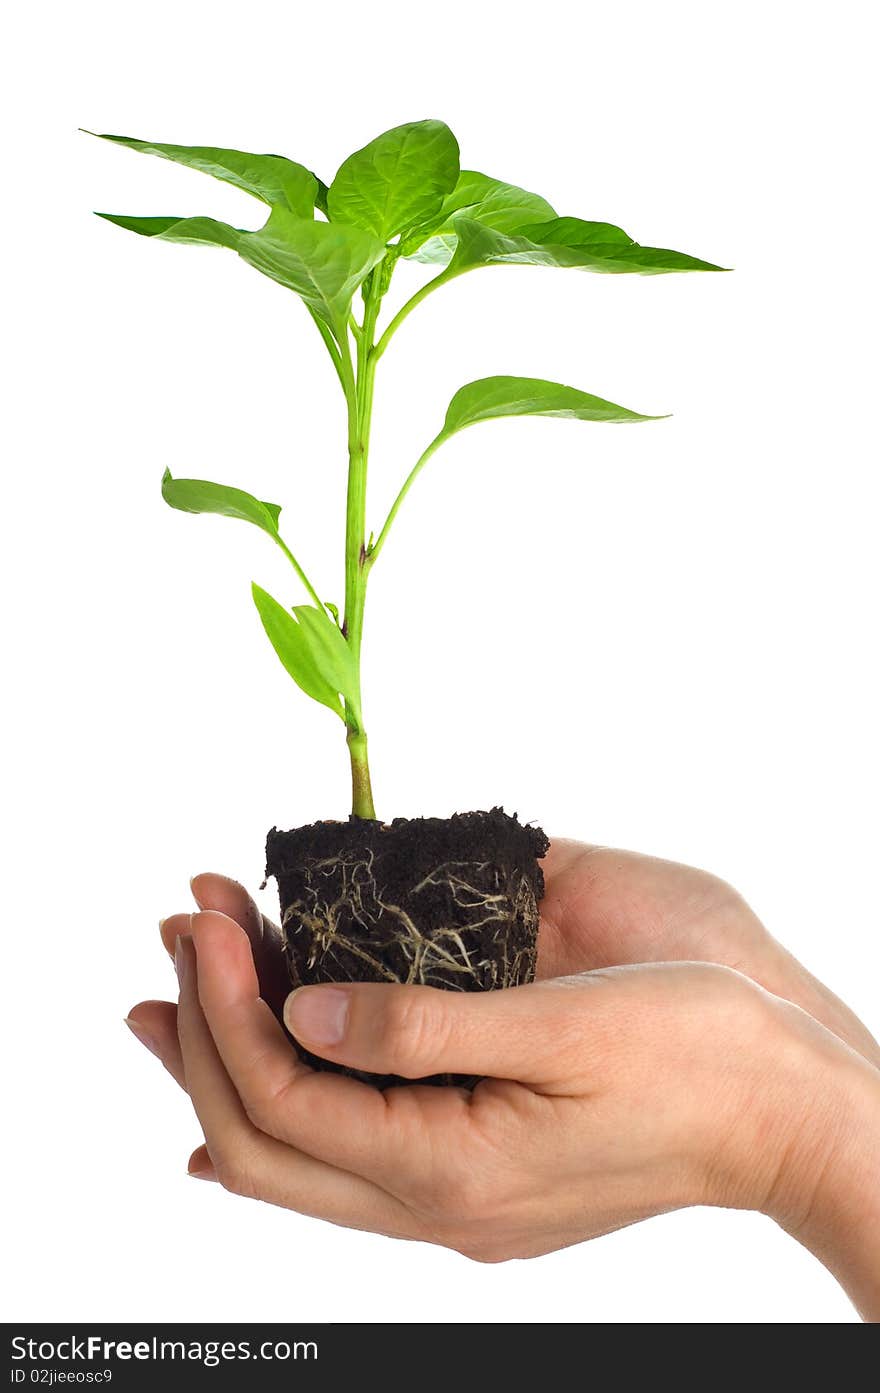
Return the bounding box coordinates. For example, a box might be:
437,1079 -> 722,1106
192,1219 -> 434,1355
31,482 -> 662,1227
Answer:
307,307 -> 346,390
367,433 -> 444,567
272,534 -> 324,611
340,274 -> 383,819
339,255 -> 463,814
373,265 -> 463,360
346,728 -> 374,821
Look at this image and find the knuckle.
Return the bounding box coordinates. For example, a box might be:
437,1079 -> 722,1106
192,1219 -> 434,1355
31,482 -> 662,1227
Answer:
377,990 -> 450,1076
243,1081 -> 287,1137
709,872 -> 747,911
213,1159 -> 243,1196
242,1100 -> 272,1137
212,1145 -> 258,1199
701,874 -> 757,937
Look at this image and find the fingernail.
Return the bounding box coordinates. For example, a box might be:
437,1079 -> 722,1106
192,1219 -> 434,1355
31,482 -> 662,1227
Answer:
175,934 -> 193,986
188,1147 -> 217,1181
285,986 -> 350,1047
124,1017 -> 160,1058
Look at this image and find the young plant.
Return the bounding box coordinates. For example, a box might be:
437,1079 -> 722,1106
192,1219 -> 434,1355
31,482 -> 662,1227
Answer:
92,120 -> 727,1056
90,120 -> 725,821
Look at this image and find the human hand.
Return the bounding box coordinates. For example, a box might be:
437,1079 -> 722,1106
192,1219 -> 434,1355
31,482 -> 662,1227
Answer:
538,841 -> 880,1067
130,916 -> 880,1319
137,850 -> 880,1073
131,872 -> 291,1082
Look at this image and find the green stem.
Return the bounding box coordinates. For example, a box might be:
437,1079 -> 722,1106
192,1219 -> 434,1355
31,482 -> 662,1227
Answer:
307,307 -> 346,391
367,435 -> 444,567
340,274 -> 383,819
373,265 -> 463,360
338,254 -> 459,814
272,534 -> 324,611
346,729 -> 374,823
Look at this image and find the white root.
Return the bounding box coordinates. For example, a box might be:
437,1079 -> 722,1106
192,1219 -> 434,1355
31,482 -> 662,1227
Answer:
281,850 -> 538,991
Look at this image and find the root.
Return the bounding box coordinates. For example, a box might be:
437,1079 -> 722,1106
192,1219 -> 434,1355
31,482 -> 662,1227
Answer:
281,850 -> 538,992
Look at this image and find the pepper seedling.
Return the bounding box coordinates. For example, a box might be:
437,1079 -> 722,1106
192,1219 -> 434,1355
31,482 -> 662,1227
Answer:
89,119 -> 726,819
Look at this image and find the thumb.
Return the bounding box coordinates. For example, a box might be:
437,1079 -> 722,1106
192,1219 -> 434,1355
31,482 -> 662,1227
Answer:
283,976 -> 604,1085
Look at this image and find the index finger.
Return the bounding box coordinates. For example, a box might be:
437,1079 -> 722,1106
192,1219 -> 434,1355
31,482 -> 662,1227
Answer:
189,910 -> 455,1185
175,935 -> 416,1235
160,874 -> 287,1017
192,872 -> 288,1017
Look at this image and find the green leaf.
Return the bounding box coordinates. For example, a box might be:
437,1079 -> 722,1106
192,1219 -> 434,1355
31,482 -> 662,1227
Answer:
252,585 -> 351,721
293,605 -> 360,721
313,176 -> 330,217
161,469 -> 281,537
236,208 -> 386,328
96,207 -> 385,334
515,215 -> 633,247
371,377 -> 667,563
84,131 -> 320,216
328,119 -> 460,242
402,170 -> 557,264
96,212 -> 240,247
438,376 -> 665,439
450,216 -> 728,275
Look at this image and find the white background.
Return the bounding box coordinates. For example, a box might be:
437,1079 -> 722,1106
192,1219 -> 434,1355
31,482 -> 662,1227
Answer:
3,0 -> 877,1324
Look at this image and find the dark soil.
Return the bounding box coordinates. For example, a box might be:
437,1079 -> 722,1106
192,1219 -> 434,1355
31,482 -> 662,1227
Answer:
265,807 -> 548,1088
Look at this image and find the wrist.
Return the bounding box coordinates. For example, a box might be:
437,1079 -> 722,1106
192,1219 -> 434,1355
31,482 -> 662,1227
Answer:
779,1054 -> 880,1320
755,1006 -> 880,1321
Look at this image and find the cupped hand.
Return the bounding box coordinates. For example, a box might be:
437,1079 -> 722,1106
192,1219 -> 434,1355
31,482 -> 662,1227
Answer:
133,846 -> 879,1073
130,910 -> 876,1279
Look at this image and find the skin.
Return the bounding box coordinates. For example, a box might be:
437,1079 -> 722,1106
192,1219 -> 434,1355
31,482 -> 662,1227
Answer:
126,842 -> 880,1320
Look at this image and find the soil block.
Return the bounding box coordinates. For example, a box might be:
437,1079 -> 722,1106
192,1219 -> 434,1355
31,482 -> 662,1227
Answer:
265,807 -> 549,1088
